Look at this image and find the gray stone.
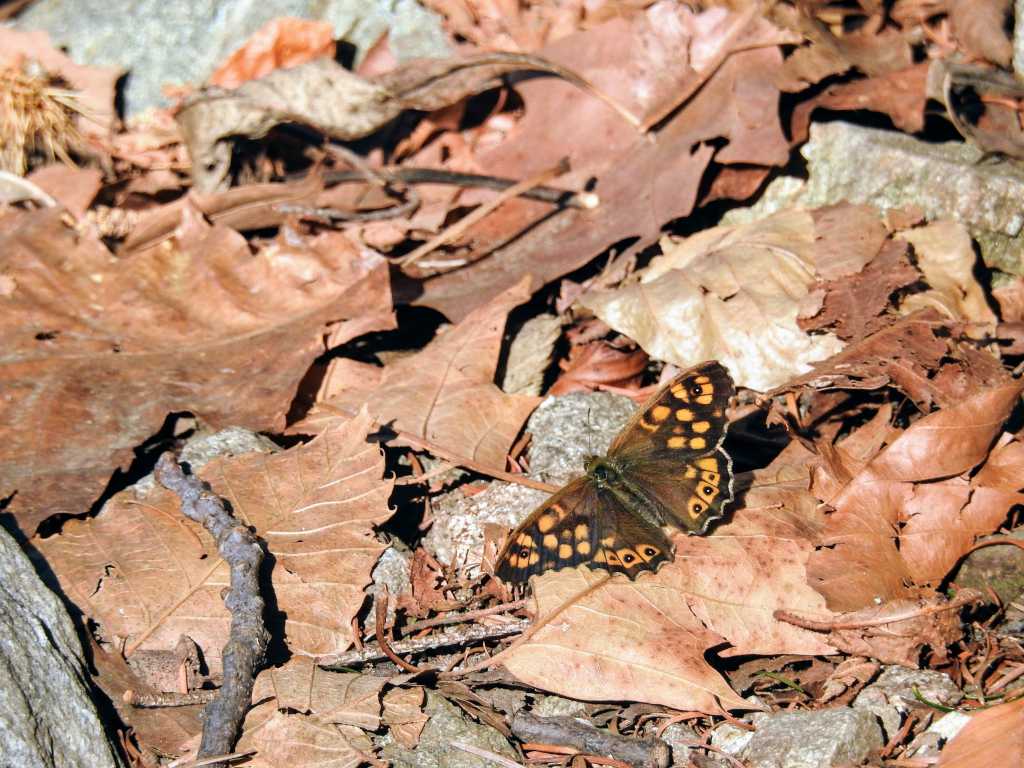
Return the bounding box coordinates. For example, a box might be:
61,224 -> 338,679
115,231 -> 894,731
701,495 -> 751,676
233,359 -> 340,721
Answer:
383,689 -> 517,768
15,0 -> 449,116
1016,0 -> 1024,77
741,707 -> 883,768
531,694 -> 587,718
660,722 -> 705,767
853,666 -> 962,739
423,390 -> 636,568
906,710 -> 972,759
0,526 -> 124,768
723,121 -> 1024,274
709,721 -> 755,756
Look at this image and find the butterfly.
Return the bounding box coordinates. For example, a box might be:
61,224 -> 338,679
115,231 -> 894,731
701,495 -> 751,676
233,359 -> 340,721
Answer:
495,361 -> 735,594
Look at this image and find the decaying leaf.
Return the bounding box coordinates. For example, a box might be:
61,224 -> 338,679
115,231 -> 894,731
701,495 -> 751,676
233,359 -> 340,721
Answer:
937,695 -> 1024,767
383,686 -> 429,749
299,277 -> 539,469
238,709 -> 373,768
253,657 -> 387,729
36,409 -> 393,669
209,17 -> 337,89
582,205 -> 892,390
0,209 -> 392,533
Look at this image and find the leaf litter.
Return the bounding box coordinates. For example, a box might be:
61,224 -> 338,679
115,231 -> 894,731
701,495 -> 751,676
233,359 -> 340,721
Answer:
2,2 -> 1023,766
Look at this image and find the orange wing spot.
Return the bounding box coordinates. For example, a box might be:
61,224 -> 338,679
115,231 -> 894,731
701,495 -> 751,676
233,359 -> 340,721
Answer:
692,421 -> 711,434
696,375 -> 710,385
637,545 -> 661,562
687,497 -> 706,519
575,523 -> 589,540
699,484 -> 716,500
671,384 -> 689,402
542,534 -> 558,550
537,512 -> 556,533
617,548 -> 640,567
605,550 -> 622,566
696,457 -> 718,471
560,528 -> 573,541
696,394 -> 714,405
650,405 -> 671,422
551,503 -> 569,521
667,436 -> 687,449
675,408 -> 694,421
593,549 -> 607,563
690,436 -> 707,450
684,467 -> 698,479
558,543 -> 573,559
600,535 -> 616,548
701,470 -> 720,485
508,555 -> 520,568
528,551 -> 540,566
638,418 -> 659,433
577,541 -> 591,555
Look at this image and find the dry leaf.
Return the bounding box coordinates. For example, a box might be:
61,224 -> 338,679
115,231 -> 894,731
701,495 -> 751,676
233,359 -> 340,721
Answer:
937,696 -> 1024,767
948,0 -> 1013,68
209,17 -> 337,89
808,380 -> 1024,611
383,686 -> 429,748
36,410 -> 393,669
241,710 -> 371,768
582,206 -> 893,390
0,209 -> 392,533
254,657 -> 387,729
300,277 -> 539,469
549,342 -> 648,395
898,220 -> 996,323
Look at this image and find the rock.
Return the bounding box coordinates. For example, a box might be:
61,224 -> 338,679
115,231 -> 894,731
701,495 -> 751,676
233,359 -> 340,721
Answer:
740,707 -> 883,768
16,0 -> 449,116
951,531 -> 1024,606
531,694 -> 588,718
723,120 -> 1024,275
0,525 -> 124,768
660,722 -> 706,767
852,666 -> 962,739
382,689 -> 518,768
709,721 -> 755,756
905,710 -> 972,759
423,390 -> 636,568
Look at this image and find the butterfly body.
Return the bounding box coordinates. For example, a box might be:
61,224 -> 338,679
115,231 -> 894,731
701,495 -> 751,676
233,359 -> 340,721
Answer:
495,361 -> 735,594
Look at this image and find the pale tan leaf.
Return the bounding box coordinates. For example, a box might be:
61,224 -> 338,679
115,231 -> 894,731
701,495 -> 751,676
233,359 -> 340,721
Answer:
898,220 -> 996,323
254,657 -> 387,730
383,686 -> 429,748
938,696 -> 1024,767
244,710 -> 369,768
581,207 -> 874,390
304,276 -> 539,468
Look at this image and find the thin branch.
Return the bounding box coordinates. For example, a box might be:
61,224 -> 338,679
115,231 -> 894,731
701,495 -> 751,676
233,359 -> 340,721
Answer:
155,454 -> 269,767
320,618 -> 529,669
512,711 -> 671,768
403,600 -> 527,634
375,586 -> 432,674
774,590 -> 982,631
125,689 -> 217,708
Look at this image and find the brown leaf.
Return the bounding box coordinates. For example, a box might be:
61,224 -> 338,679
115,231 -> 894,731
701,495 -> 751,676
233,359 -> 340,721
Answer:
799,238 -> 919,341
209,17 -> 337,89
937,696 -> 1024,767
36,410 -> 393,669
0,210 -> 392,533
26,165 -> 102,217
807,380 -> 1024,611
948,0 -> 1013,68
383,686 -> 429,749
409,5 -> 791,320
993,277 -> 1024,322
301,277 -> 539,469
253,657 -> 386,729
240,710 -> 371,768
549,342 -> 648,396
582,206 -> 891,390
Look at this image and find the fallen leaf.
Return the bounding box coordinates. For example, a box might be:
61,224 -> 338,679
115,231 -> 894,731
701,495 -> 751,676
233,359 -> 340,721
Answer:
549,342 -> 648,396
383,686 -> 429,748
0,209 -> 391,533
240,710 -> 371,768
209,17 -> 337,89
254,657 -> 386,729
898,219 -> 996,323
299,277 -> 539,469
582,206 -> 892,390
26,165 -> 103,217
938,696 -> 1024,767
36,409 -> 394,669
409,4 -> 792,320
948,0 -> 1013,68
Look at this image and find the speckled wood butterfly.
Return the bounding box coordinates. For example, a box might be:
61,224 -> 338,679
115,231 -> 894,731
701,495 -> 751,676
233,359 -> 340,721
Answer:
495,361 -> 734,594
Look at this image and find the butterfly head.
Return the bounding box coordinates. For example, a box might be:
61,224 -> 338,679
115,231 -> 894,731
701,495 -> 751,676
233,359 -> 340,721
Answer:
585,456 -> 619,487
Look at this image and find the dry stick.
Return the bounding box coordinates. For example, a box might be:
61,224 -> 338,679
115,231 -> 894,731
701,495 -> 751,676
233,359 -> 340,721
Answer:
399,159 -> 572,268
374,587 -> 432,674
320,618 -> 529,669
125,689 -> 217,708
167,752 -> 255,768
403,599 -> 527,633
318,402 -> 559,494
155,453 -> 269,767
451,742 -> 527,768
513,711 -> 670,768
774,590 -> 982,632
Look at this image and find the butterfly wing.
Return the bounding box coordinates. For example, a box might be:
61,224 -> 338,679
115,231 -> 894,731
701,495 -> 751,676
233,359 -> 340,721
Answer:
609,361 -> 735,533
494,477 -> 672,593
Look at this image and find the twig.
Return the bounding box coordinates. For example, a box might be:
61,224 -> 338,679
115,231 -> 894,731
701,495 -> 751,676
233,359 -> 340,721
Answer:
774,591 -> 982,631
451,741 -> 526,768
125,689 -> 217,708
512,711 -> 670,768
375,586 -> 432,674
399,159 -> 571,268
167,752 -> 254,768
320,618 -> 529,669
155,454 -> 269,768
404,600 -> 527,634
674,740 -> 747,768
